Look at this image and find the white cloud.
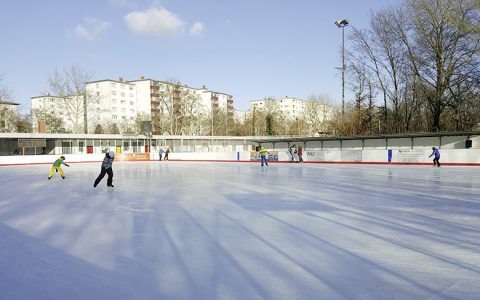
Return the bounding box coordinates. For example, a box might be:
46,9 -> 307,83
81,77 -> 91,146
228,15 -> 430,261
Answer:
189,22 -> 205,37
124,7 -> 186,38
75,25 -> 93,40
74,17 -> 110,41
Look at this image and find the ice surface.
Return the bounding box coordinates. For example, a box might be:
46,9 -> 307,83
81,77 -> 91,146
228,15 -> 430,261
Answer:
0,161 -> 479,299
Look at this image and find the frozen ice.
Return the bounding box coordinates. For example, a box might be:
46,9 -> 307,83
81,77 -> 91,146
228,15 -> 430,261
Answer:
0,161 -> 479,299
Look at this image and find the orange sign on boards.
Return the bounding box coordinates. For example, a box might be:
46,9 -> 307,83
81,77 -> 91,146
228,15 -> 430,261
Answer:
115,153 -> 150,161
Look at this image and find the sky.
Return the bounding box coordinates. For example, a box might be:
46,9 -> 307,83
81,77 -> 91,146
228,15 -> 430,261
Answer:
1,162 -> 479,299
0,0 -> 396,114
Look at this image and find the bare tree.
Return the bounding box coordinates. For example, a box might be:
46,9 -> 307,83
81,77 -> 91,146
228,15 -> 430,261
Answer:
402,0 -> 480,131
15,113 -> 32,133
152,111 -> 170,135
302,95 -> 334,135
48,65 -> 100,133
344,0 -> 480,134
31,108 -> 64,133
156,80 -> 202,135
0,75 -> 9,102
247,98 -> 287,136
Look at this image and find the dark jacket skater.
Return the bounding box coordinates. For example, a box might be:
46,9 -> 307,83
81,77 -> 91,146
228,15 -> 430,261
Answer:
429,147 -> 441,167
94,151 -> 115,187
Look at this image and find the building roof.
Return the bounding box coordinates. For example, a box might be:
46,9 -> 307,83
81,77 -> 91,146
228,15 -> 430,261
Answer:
86,79 -> 135,85
249,131 -> 480,144
0,100 -> 19,105
30,95 -> 64,99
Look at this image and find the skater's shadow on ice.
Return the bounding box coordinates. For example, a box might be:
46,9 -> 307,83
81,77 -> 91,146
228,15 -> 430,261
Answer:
229,193 -> 337,212
0,223 -> 162,299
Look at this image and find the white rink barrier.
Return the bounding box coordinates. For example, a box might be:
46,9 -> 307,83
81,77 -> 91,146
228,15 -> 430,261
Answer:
0,154 -> 106,166
1,149 -> 480,166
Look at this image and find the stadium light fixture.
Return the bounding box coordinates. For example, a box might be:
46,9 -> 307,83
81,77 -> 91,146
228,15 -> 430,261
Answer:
335,19 -> 349,116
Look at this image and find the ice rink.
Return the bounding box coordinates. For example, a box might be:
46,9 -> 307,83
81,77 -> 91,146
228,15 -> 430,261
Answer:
0,161 -> 479,299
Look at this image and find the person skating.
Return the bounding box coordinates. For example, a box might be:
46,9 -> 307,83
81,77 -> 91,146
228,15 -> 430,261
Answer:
164,147 -> 170,160
298,145 -> 303,163
94,151 -> 115,187
289,144 -> 297,162
159,148 -> 164,161
48,156 -> 69,180
259,147 -> 269,166
429,147 -> 441,167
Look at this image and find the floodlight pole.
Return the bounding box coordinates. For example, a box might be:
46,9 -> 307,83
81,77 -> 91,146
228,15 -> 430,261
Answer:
341,25 -> 345,116
211,95 -> 214,137
335,19 -> 349,116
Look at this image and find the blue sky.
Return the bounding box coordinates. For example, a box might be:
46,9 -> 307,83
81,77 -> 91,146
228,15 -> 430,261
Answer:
0,0 -> 395,113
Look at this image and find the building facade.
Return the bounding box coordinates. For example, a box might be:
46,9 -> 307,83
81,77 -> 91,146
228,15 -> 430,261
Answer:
249,97 -> 337,120
250,97 -> 308,119
31,76 -> 234,134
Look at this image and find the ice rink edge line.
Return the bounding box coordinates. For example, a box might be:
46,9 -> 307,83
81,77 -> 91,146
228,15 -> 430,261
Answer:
1,160 -> 480,167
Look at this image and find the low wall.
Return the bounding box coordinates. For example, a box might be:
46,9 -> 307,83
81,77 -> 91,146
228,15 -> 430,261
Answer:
304,149 -> 480,165
0,151 -> 252,166
0,154 -> 105,166
156,151 -> 251,161
1,149 -> 480,166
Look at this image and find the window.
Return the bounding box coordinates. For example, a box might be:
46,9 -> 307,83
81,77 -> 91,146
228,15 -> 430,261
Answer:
112,91 -> 117,95
111,83 -> 116,87
121,108 -> 126,113
121,85 -> 125,89
96,83 -> 99,88
121,92 -> 125,97
122,116 -> 126,120
121,100 -> 126,105
112,107 -> 117,112
129,86 -> 133,90
130,109 -> 135,114
130,94 -> 134,98
112,115 -> 117,119
130,101 -> 134,105
112,99 -> 117,104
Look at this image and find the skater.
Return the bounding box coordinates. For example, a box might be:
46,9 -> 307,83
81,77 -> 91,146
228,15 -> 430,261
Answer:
289,144 -> 297,162
48,156 -> 69,180
429,147 -> 441,167
259,146 -> 269,166
94,151 -> 115,187
164,147 -> 170,160
298,145 -> 303,163
159,148 -> 164,161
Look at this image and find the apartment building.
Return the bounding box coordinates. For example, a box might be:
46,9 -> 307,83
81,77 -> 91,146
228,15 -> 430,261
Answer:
86,78 -> 144,124
31,76 -> 234,134
195,85 -> 234,113
250,97 -> 308,119
0,100 -> 19,132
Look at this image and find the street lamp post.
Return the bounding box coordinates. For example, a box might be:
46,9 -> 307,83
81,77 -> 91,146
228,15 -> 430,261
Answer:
335,19 -> 349,116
